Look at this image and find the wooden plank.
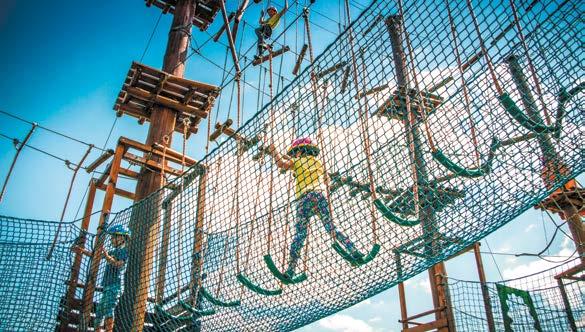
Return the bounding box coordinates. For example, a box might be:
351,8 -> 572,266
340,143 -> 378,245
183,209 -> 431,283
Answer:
95,182 -> 136,200
120,136 -> 197,167
293,44 -> 308,75
125,86 -> 209,118
85,149 -> 114,173
253,46 -> 291,66
404,318 -> 448,332
316,61 -> 347,79
213,12 -> 235,41
124,152 -> 183,177
119,167 -> 140,179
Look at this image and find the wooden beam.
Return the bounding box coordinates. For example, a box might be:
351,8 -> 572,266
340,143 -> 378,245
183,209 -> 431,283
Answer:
124,152 -> 184,177
81,144 -> 125,330
340,66 -> 350,93
213,12 -> 235,42
316,61 -> 347,79
60,178 -> 98,330
85,149 -> 114,173
253,46 -> 290,66
95,182 -> 136,201
219,0 -> 241,73
474,243 -> 496,332
404,318 -> 448,332
230,0 -> 249,42
293,44 -> 308,75
97,163 -> 111,186
120,136 -> 197,167
119,167 -> 140,179
125,86 -> 208,118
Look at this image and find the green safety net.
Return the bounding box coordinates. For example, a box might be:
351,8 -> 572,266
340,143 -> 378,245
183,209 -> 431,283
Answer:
448,259 -> 583,332
0,0 -> 583,331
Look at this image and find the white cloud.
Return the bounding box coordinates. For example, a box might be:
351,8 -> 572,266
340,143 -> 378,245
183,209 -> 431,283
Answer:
368,316 -> 382,323
524,223 -> 536,233
319,314 -> 375,332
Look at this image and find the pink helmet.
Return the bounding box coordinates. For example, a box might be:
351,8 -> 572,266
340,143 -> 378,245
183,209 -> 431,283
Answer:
287,137 -> 320,156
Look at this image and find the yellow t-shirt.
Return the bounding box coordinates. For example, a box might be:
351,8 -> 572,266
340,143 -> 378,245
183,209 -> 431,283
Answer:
292,156 -> 325,198
265,13 -> 281,30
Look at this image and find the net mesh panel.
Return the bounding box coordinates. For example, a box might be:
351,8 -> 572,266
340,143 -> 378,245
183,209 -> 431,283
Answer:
448,259 -> 584,331
1,0 -> 584,330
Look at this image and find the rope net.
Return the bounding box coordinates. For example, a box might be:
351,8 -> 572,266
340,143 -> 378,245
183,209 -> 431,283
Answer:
448,258 -> 584,331
1,0 -> 584,330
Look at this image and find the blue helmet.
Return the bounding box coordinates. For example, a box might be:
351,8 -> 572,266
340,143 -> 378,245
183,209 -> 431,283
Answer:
108,224 -> 131,238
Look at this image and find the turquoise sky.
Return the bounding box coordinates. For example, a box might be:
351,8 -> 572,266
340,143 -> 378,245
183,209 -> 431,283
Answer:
0,1 -> 580,331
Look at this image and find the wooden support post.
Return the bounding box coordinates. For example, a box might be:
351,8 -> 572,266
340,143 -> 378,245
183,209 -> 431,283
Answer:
252,46 -> 290,66
85,149 -> 114,173
230,0 -> 249,42
473,243 -> 496,332
556,278 -> 577,332
60,178 -> 98,330
81,143 -> 125,330
398,282 -> 409,330
0,123 -> 36,203
386,15 -> 453,331
213,12 -> 235,42
47,144 -> 93,260
188,172 -> 207,332
219,0 -> 241,74
292,44 -> 308,75
155,205 -> 173,303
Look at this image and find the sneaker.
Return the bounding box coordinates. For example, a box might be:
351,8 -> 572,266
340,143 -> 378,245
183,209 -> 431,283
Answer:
350,250 -> 365,261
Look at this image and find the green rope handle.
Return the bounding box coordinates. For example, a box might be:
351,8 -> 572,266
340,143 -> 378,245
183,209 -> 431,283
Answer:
499,93 -> 559,134
200,287 -> 241,307
236,273 -> 283,296
554,82 -> 584,139
178,300 -> 216,316
431,137 -> 501,178
331,242 -> 381,266
263,254 -> 307,285
373,199 -> 420,227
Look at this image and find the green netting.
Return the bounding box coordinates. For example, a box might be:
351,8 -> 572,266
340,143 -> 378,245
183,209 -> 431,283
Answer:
0,0 -> 584,331
448,259 -> 584,332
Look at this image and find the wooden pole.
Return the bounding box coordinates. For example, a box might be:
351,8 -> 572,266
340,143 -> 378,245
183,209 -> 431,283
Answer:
81,143 -> 125,330
60,178 -> 97,330
398,282 -> 409,330
219,0 -> 241,74
188,171 -> 207,332
0,123 -> 36,203
386,15 -> 453,331
155,205 -> 173,303
473,243 -> 496,332
556,278 -> 578,332
120,1 -> 197,330
231,0 -> 249,42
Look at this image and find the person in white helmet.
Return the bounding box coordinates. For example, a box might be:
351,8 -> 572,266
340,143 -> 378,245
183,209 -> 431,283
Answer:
255,1 -> 288,58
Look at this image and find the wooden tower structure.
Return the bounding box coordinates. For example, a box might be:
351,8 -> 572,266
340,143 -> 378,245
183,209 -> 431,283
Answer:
56,1 -> 222,331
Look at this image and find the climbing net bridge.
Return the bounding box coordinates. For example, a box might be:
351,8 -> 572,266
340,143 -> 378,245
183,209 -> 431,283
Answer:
0,0 -> 583,331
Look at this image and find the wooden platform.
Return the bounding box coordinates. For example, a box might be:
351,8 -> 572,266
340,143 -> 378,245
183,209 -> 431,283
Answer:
536,186 -> 585,219
114,62 -> 220,136
145,0 -> 221,31
375,87 -> 443,121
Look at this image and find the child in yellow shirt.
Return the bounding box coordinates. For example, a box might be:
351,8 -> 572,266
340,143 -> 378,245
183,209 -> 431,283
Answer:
255,1 -> 288,58
269,138 -> 363,280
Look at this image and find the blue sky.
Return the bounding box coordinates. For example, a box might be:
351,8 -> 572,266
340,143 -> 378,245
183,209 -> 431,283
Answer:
0,1 -> 581,331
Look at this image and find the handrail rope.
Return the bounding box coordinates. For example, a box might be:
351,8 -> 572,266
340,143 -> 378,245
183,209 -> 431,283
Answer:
445,0 -> 481,166
508,0 -> 551,125
0,110 -> 107,152
345,0 -> 379,243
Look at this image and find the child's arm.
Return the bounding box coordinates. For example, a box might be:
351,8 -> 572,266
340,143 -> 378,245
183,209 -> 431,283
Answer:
259,10 -> 265,24
267,145 -> 293,170
102,249 -> 126,268
279,0 -> 289,17
71,245 -> 92,257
